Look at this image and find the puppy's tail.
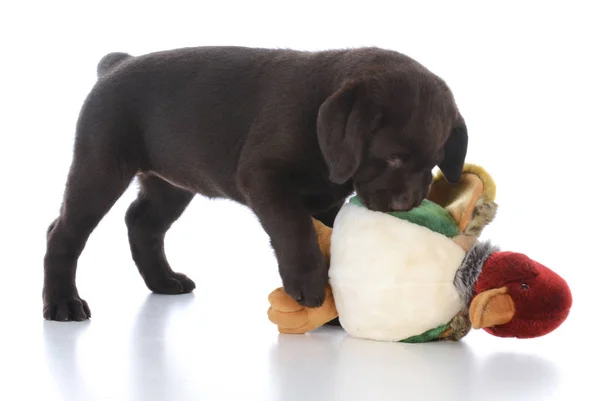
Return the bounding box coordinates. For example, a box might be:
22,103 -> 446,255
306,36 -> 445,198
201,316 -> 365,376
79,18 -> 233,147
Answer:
96,52 -> 133,78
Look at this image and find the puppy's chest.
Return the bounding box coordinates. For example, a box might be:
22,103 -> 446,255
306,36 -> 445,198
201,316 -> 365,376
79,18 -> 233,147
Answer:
297,180 -> 353,213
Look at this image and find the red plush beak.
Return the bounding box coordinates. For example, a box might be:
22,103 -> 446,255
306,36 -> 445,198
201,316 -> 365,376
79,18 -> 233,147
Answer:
470,251 -> 572,339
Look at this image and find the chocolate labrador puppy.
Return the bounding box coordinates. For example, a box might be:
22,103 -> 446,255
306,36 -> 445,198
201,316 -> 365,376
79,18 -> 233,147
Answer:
43,46 -> 468,321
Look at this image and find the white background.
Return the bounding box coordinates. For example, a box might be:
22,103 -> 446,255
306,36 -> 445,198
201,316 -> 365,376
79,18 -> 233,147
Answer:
1,1 -> 598,400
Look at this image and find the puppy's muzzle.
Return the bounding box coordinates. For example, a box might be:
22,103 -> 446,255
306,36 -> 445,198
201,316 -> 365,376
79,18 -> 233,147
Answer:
390,189 -> 427,211
390,194 -> 414,211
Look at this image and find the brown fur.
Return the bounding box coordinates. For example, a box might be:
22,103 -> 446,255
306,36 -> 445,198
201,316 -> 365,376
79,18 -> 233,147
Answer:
43,46 -> 468,321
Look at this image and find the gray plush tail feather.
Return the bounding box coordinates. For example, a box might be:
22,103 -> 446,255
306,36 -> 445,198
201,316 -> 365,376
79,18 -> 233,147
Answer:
454,240 -> 500,307
96,52 -> 132,77
464,198 -> 498,237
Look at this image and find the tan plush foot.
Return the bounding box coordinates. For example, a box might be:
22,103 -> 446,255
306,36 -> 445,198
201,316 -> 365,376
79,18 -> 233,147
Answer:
267,288 -> 304,313
267,285 -> 338,334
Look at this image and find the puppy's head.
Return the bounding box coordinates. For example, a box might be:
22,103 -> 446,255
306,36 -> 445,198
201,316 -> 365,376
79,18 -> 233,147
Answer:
317,70 -> 468,212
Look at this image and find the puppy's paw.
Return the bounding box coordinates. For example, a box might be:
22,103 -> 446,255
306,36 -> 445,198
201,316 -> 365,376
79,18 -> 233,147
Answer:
267,285 -> 337,334
43,295 -> 91,321
147,272 -> 196,294
282,267 -> 328,308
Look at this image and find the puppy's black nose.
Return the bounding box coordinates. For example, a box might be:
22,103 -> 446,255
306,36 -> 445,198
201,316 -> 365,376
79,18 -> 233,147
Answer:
390,194 -> 412,211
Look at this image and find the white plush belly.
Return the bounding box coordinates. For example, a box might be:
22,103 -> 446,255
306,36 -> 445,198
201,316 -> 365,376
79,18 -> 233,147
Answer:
328,203 -> 466,342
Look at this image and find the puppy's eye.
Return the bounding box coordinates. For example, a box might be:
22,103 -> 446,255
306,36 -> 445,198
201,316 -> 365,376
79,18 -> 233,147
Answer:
386,156 -> 404,169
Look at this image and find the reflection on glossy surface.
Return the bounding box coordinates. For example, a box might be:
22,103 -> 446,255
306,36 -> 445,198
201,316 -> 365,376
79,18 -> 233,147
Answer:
43,321 -> 92,401
472,353 -> 560,401
129,294 -> 197,401
267,330 -> 567,401
28,297 -> 577,401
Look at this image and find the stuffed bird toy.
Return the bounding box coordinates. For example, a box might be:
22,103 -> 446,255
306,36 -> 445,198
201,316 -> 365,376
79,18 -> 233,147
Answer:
267,164 -> 572,342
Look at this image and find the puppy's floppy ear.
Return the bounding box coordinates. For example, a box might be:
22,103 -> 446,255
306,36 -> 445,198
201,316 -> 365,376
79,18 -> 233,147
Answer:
438,121 -> 468,184
317,80 -> 378,184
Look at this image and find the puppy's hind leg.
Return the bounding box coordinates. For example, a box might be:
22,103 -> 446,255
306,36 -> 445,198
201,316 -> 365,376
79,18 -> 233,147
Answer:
125,175 -> 196,294
43,120 -> 137,321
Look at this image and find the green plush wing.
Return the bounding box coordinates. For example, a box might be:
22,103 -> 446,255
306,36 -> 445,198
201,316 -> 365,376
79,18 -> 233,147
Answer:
399,323 -> 451,343
348,196 -> 459,237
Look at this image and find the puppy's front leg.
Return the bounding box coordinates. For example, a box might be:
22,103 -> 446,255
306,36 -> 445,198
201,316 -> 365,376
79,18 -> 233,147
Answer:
244,172 -> 328,308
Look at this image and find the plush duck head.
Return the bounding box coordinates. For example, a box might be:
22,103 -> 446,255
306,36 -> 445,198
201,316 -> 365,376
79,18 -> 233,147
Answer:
266,164 -> 572,342
467,249 -> 573,339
